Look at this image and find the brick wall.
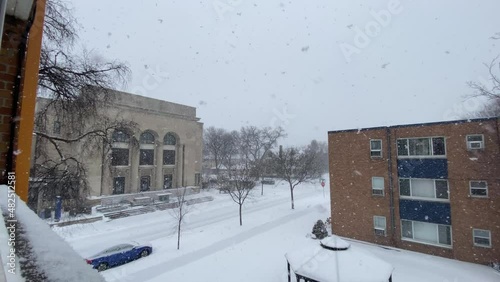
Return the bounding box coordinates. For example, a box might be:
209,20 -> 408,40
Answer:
0,15 -> 26,182
329,128 -> 395,247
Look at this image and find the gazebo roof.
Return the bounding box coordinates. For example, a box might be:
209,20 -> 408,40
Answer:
285,236 -> 393,282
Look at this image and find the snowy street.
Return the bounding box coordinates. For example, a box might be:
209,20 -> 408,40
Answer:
54,181 -> 499,282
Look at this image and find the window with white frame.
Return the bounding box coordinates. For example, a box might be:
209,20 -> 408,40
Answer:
472,229 -> 491,247
372,177 -> 384,196
469,181 -> 488,197
401,220 -> 452,247
370,139 -> 382,158
399,178 -> 449,200
397,137 -> 445,157
466,135 -> 484,150
373,216 -> 386,236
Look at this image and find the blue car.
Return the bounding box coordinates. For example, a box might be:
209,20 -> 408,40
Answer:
85,241 -> 153,271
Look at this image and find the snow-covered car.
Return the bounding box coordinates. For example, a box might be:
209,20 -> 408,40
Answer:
85,241 -> 152,271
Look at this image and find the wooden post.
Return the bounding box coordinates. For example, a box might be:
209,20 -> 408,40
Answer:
14,0 -> 47,202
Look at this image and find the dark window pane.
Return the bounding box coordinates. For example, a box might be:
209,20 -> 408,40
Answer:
471,181 -> 487,188
163,150 -> 176,165
401,220 -> 413,238
399,179 -> 410,196
140,132 -> 155,144
370,140 -> 381,150
432,137 -> 445,155
164,174 -> 173,189
112,130 -> 130,143
435,180 -> 449,199
140,149 -> 154,165
140,176 -> 150,191
397,139 -> 408,156
111,149 -> 129,166
474,237 -> 490,246
471,188 -> 487,196
113,177 -> 125,194
467,135 -> 483,142
164,133 -> 177,145
438,225 -> 451,245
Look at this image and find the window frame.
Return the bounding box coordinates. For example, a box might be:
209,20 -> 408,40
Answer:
373,216 -> 387,236
112,130 -> 130,143
397,136 -> 446,158
163,149 -> 176,165
163,174 -> 173,189
111,148 -> 130,166
401,219 -> 452,248
112,177 -> 125,195
139,149 -> 155,166
469,180 -> 488,198
370,139 -> 382,158
371,177 -> 385,196
140,175 -> 151,192
140,131 -> 155,144
164,133 -> 177,145
466,134 -> 484,150
399,178 -> 449,202
472,229 -> 491,248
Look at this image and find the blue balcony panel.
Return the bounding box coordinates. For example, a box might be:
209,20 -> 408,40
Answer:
397,158 -> 447,179
399,199 -> 451,225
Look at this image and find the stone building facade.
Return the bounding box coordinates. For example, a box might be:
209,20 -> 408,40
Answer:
34,89 -> 203,198
328,118 -> 499,265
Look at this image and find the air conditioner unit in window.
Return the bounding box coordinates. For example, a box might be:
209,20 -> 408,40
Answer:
374,229 -> 385,236
372,189 -> 384,196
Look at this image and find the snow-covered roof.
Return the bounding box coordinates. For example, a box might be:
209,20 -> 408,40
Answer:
0,186 -> 106,282
285,236 -> 393,282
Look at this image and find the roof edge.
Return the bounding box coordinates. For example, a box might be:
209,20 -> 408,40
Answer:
327,117 -> 500,134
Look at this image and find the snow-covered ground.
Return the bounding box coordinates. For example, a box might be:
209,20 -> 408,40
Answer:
53,181 -> 499,282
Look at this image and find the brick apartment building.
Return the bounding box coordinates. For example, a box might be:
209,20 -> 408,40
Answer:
328,117 -> 499,265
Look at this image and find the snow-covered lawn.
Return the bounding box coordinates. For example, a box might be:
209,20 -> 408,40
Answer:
53,181 -> 499,282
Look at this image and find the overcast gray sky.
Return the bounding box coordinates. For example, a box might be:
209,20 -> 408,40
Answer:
67,0 -> 499,146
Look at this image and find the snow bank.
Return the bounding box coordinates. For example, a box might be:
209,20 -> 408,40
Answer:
0,185 -> 105,282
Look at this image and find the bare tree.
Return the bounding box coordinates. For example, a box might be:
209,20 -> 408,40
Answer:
203,127 -> 227,177
273,145 -> 323,209
29,0 -> 132,213
222,169 -> 255,226
308,140 -> 329,174
170,187 -> 190,250
239,126 -> 286,195
466,56 -> 500,118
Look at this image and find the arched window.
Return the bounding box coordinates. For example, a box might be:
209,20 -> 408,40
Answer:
164,133 -> 177,145
111,130 -> 130,166
140,131 -> 156,166
112,130 -> 130,143
140,131 -> 155,144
